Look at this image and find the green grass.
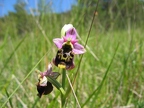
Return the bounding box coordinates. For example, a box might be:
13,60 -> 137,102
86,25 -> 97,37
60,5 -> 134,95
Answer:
0,6 -> 144,107
0,27 -> 144,108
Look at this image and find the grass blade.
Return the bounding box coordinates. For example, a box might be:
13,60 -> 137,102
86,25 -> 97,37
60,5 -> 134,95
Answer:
65,0 -> 100,98
0,36 -> 27,75
1,52 -> 48,108
82,43 -> 119,107
66,73 -> 81,108
5,89 -> 13,108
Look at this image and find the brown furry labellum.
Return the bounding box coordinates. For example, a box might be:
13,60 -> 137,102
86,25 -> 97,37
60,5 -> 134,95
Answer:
37,82 -> 53,98
53,43 -> 75,70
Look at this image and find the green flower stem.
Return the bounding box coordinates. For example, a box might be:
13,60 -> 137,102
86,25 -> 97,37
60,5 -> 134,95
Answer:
61,69 -> 66,107
62,69 -> 66,89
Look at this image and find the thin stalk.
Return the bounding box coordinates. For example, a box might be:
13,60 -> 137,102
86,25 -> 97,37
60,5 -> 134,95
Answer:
61,69 -> 66,107
66,73 -> 81,108
83,0 -> 100,48
5,89 -> 13,108
65,0 -> 100,97
73,0 -> 100,87
82,43 -> 119,107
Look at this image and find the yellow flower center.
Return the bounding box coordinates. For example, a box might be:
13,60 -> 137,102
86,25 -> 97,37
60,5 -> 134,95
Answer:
58,64 -> 66,69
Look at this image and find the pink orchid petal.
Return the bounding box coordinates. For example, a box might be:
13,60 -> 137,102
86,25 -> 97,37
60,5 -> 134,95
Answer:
73,43 -> 86,54
47,63 -> 52,73
41,63 -> 52,76
65,28 -> 77,40
53,38 -> 64,49
71,39 -> 78,44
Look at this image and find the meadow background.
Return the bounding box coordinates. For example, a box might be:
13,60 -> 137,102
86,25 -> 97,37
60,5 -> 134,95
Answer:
0,0 -> 144,108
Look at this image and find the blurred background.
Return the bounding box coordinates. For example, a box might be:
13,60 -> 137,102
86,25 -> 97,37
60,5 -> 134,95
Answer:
0,0 -> 143,37
0,0 -> 144,108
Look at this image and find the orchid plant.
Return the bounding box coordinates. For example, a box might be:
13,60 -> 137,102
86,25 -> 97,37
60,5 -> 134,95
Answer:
36,24 -> 86,99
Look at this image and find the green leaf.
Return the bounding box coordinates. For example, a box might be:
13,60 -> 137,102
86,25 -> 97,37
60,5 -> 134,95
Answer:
47,76 -> 65,95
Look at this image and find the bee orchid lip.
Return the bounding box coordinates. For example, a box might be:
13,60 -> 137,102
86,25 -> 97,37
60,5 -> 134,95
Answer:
53,46 -> 75,70
37,81 -> 53,98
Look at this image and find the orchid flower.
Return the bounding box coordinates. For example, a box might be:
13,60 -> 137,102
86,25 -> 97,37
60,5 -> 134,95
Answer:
53,24 -> 86,55
53,24 -> 86,70
37,63 -> 60,98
